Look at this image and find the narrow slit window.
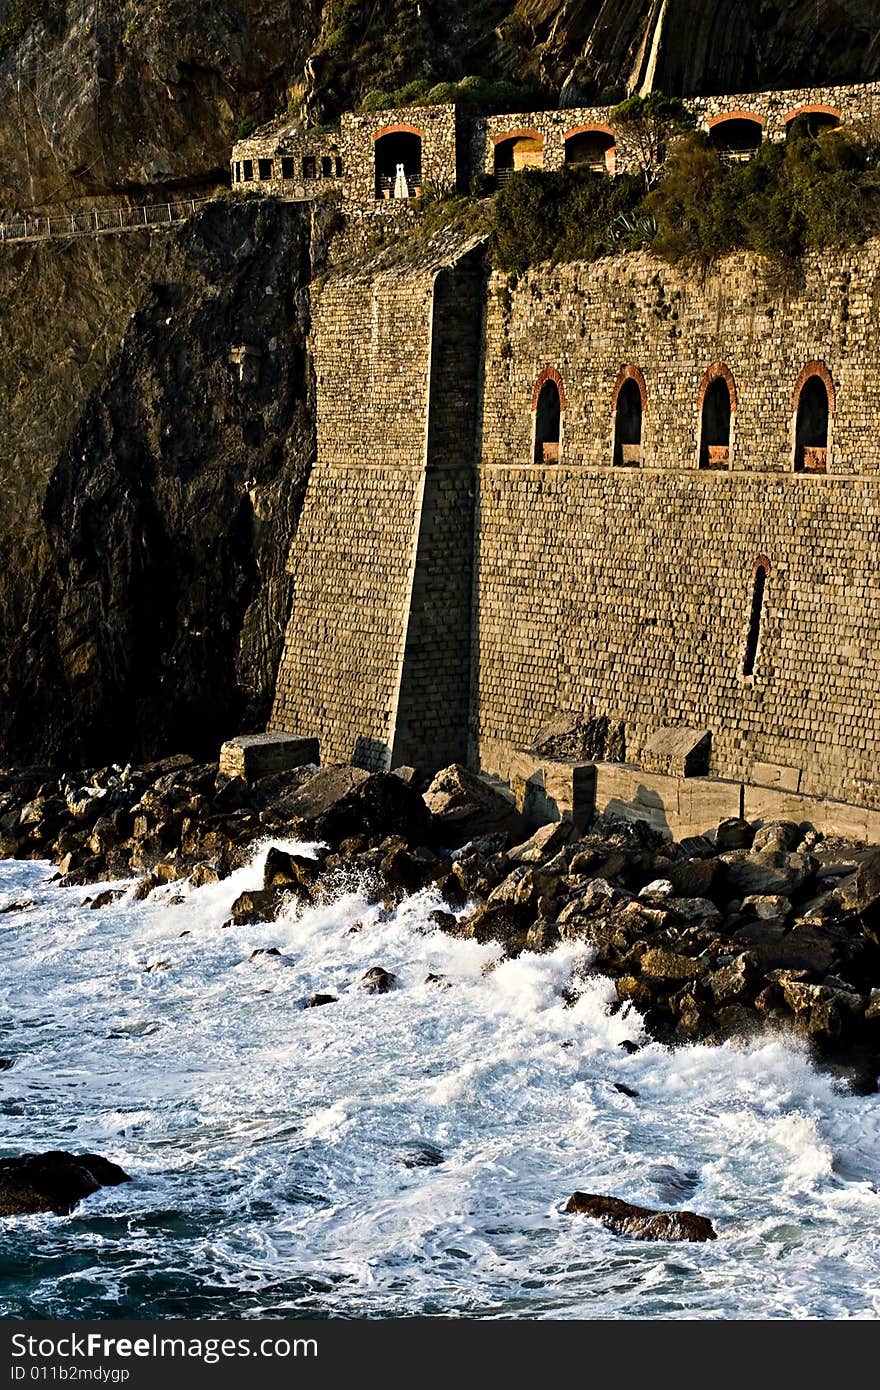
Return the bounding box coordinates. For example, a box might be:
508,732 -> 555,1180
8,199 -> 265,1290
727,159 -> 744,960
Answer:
743,564 -> 768,677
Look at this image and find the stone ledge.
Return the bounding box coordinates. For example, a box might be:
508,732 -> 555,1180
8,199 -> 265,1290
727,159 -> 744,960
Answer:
219,733 -> 320,782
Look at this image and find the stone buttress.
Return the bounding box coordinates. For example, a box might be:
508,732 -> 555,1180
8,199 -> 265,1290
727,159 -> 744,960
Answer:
270,235 -> 485,772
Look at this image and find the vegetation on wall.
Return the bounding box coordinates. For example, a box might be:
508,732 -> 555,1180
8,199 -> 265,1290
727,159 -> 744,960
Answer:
490,121 -> 880,272
647,123 -> 880,263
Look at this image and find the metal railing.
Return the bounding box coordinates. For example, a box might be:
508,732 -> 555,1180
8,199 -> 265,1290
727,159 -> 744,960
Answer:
0,197 -> 215,246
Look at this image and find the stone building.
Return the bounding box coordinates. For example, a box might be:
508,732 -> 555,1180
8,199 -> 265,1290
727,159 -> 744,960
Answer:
232,82 -> 880,209
266,81 -> 880,838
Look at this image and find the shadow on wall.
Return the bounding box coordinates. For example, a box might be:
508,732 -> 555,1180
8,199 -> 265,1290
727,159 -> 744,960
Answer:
603,788 -> 672,840
353,734 -> 391,772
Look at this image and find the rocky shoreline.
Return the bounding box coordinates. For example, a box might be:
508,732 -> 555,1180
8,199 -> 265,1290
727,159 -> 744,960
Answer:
2,755 -> 880,1093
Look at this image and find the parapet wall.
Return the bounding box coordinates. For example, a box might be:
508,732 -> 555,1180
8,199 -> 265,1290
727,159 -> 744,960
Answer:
475,244 -> 880,809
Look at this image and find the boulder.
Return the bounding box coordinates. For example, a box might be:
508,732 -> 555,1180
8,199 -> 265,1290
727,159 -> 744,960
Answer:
360,966 -> 398,994
564,1192 -> 716,1241
715,818 -> 755,852
229,887 -> 293,926
281,766 -> 369,825
507,820 -> 575,865
0,1151 -> 131,1217
708,953 -> 754,1003
423,764 -> 522,844
666,856 -> 719,899
263,846 -> 321,893
639,948 -> 707,981
742,893 -> 792,920
836,847 -> 880,915
305,993 -> 337,1008
459,900 -> 534,947
751,821 -> 802,854
315,773 -> 433,847
721,849 -> 814,899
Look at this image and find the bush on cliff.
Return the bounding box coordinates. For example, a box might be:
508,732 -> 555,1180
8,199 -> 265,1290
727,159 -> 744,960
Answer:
646,122 -> 880,264
490,121 -> 880,272
491,166 -> 644,273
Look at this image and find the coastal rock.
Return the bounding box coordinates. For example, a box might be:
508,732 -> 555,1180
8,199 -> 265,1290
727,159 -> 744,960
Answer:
721,849 -> 814,898
0,1151 -> 131,1217
305,993 -> 337,1007
752,821 -> 803,854
359,966 -> 398,994
262,846 -> 321,893
639,948 -> 707,981
229,887 -> 293,926
423,764 -> 522,844
314,773 -> 433,847
715,818 -> 755,852
507,819 -> 575,865
836,847 -> 880,915
564,1192 -> 716,1241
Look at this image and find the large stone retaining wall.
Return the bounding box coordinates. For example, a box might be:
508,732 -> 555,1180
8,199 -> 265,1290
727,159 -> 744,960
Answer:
475,245 -> 880,810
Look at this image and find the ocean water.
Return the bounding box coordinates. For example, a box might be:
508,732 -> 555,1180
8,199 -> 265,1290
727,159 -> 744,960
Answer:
0,842 -> 878,1320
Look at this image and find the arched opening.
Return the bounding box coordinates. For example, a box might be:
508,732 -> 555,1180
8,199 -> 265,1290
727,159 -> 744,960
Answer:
613,376 -> 644,466
374,129 -> 422,200
699,368 -> 735,468
708,114 -> 763,162
494,133 -> 544,187
533,372 -> 563,463
564,127 -> 615,175
794,372 -> 831,472
785,106 -> 842,140
743,559 -> 770,678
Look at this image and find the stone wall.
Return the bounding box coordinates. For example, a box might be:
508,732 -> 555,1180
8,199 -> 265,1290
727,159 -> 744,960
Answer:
475,244 -> 880,809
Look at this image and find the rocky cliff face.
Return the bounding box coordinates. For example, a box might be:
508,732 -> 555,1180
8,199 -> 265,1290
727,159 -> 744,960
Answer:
0,0 -> 320,211
2,2 -> 877,213
0,198 -> 325,765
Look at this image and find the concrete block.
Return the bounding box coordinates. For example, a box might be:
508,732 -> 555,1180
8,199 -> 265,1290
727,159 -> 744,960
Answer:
219,733 -> 319,782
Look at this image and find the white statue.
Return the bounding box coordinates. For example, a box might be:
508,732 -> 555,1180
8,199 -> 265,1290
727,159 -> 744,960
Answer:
393,162 -> 409,199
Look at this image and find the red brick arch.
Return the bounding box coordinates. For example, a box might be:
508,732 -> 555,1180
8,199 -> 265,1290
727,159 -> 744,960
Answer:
611,364 -> 647,412
531,366 -> 566,410
783,103 -> 842,125
698,363 -> 738,411
791,360 -> 836,412
372,123 -> 424,141
706,109 -> 765,129
753,553 -> 772,575
492,129 -> 544,146
563,122 -> 616,142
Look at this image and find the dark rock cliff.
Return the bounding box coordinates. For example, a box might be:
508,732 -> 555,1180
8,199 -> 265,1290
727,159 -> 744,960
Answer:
0,198 -> 324,765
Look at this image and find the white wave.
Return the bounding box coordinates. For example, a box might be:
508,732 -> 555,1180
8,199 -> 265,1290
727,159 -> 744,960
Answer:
0,850 -> 879,1319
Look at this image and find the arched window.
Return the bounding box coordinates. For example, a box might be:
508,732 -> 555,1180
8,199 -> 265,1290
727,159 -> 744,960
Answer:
708,112 -> 764,162
612,367 -> 646,466
784,105 -> 842,140
374,126 -> 423,200
493,132 -> 544,187
532,368 -> 565,464
793,363 -> 834,472
698,365 -> 736,469
564,126 -> 616,175
743,557 -> 770,678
